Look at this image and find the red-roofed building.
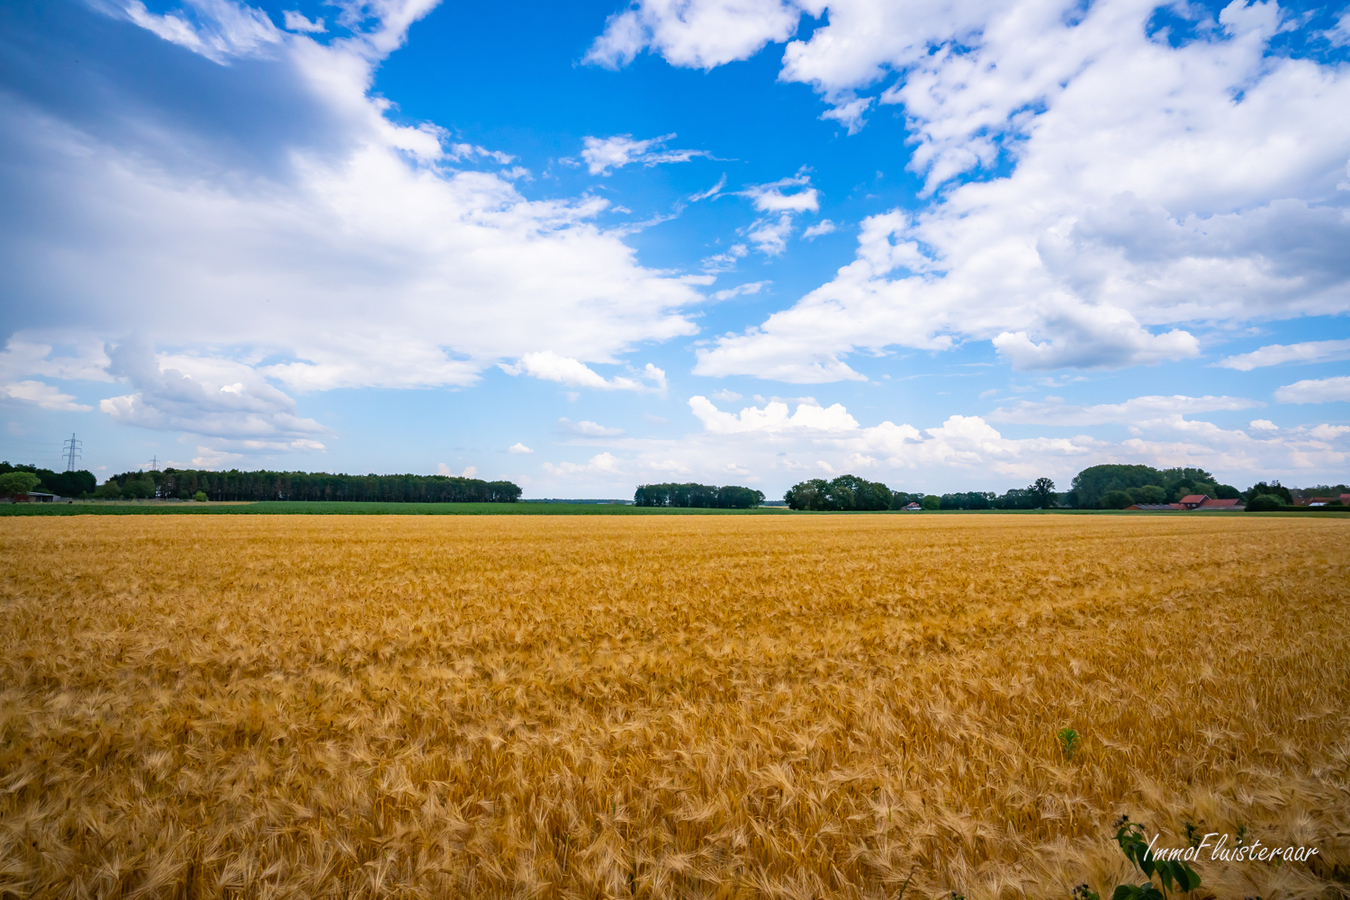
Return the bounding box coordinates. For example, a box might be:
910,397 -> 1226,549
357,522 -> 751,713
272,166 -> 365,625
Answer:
1160,494 -> 1245,511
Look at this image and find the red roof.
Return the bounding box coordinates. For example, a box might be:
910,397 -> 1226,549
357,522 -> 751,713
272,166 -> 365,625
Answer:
1180,494 -> 1208,504
1198,498 -> 1242,508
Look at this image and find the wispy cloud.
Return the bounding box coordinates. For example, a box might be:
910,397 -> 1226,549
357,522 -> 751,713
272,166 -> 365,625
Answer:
503,352 -> 667,394
987,394 -> 1261,425
557,418 -> 625,437
738,172 -> 819,213
712,281 -> 769,301
802,219 -> 837,239
1215,339 -> 1350,371
1274,375 -> 1350,404
579,133 -> 713,175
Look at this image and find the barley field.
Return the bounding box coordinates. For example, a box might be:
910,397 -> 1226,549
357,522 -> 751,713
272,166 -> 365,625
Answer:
1,515 -> 1347,900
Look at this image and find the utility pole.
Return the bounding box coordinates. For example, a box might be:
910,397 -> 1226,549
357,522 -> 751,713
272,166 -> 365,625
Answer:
62,433 -> 82,472
149,455 -> 160,472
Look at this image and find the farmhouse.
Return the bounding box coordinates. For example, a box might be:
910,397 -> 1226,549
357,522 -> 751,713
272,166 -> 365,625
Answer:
0,491 -> 59,503
1126,496 -> 1245,511
1195,498 -> 1241,509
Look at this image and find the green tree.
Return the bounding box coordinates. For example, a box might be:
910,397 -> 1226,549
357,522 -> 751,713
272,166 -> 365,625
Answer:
784,475 -> 891,511
122,475 -> 156,499
0,462 -> 96,497
1069,465 -> 1162,507
1246,481 -> 1292,504
1245,493 -> 1283,511
0,472 -> 41,497
830,475 -> 891,511
920,495 -> 940,510
1101,490 -> 1134,509
784,479 -> 829,510
94,481 -> 122,499
1128,484 -> 1167,504
1030,477 -> 1057,508
193,491 -> 208,502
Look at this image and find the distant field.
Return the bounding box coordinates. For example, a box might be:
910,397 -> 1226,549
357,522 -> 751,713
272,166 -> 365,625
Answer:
0,500 -> 792,516
1,515 -> 1347,899
5,500 -> 1346,516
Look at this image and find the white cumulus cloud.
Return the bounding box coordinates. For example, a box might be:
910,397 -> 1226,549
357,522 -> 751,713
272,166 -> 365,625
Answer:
97,343 -> 329,442
1,0 -> 701,432
599,0 -> 1350,381
2,380 -> 93,412
543,451 -> 624,476
584,0 -> 800,70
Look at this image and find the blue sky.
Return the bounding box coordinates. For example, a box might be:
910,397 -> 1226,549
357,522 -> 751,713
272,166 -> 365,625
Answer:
1,0 -> 1348,496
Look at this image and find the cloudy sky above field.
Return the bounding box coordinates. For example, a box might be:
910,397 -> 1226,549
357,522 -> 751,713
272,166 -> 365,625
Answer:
1,0 -> 1349,495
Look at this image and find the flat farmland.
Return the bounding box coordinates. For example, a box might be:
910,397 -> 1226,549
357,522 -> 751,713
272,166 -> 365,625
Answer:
1,515 -> 1347,899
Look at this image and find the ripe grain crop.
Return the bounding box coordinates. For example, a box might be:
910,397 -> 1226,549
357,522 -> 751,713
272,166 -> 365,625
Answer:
1,515 -> 1347,899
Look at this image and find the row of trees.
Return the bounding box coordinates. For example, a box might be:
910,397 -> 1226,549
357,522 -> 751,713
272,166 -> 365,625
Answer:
633,483 -> 766,508
96,469 -> 522,503
0,462 -> 97,498
780,467 -> 1335,512
784,475 -> 1061,511
936,478 -> 1059,509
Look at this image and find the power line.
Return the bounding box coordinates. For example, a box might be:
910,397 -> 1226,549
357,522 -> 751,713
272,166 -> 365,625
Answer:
62,433 -> 83,472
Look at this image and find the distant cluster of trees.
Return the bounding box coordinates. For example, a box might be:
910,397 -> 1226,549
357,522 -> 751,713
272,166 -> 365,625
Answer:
782,475 -> 1060,511
633,483 -> 766,508
95,469 -> 522,503
770,466 -> 1337,512
1070,465 -> 1241,509
0,462 -> 96,498
784,475 -> 898,511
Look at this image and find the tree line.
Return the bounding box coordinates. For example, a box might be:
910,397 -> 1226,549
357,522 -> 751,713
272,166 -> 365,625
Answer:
0,462 -> 96,498
94,468 -> 522,503
633,483 -> 766,508
778,466 -> 1334,511
782,475 -> 1060,511
4,458 -> 1337,511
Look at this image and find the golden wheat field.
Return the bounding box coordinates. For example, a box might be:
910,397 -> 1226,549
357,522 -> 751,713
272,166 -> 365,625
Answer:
1,514 -> 1348,900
